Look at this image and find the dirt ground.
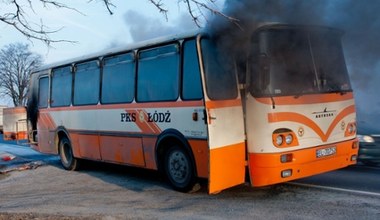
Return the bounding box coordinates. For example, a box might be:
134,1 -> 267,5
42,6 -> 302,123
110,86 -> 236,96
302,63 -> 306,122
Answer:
0,158 -> 380,220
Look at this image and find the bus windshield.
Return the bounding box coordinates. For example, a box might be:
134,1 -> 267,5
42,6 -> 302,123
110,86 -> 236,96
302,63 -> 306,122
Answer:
249,27 -> 352,97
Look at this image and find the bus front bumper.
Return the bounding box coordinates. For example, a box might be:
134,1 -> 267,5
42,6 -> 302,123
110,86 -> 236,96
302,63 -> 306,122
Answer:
247,139 -> 358,187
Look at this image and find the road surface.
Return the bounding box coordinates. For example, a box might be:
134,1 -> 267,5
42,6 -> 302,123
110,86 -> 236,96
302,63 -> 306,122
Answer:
0,140 -> 379,219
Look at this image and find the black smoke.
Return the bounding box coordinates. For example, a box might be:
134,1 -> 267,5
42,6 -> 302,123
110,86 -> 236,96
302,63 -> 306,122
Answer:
207,0 -> 380,133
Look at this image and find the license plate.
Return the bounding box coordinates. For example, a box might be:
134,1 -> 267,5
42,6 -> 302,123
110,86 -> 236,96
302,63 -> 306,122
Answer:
316,146 -> 337,158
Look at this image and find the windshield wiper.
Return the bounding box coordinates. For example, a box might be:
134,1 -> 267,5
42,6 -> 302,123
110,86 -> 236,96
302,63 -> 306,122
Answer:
270,96 -> 276,109
293,90 -> 310,99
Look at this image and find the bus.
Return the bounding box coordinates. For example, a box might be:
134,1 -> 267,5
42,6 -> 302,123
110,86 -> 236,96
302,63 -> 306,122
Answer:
7,23 -> 358,194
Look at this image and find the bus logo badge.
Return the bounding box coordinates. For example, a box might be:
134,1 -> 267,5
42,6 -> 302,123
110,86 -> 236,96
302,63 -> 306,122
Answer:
139,111 -> 145,123
312,108 -> 336,118
341,121 -> 346,130
298,127 -> 305,137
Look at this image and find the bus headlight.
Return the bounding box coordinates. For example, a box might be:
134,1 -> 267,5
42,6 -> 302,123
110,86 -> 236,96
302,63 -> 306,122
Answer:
276,135 -> 284,146
285,134 -> 293,144
272,129 -> 299,147
345,122 -> 357,137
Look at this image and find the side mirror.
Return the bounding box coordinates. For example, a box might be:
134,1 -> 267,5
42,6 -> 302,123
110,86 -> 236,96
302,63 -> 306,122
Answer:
259,53 -> 270,90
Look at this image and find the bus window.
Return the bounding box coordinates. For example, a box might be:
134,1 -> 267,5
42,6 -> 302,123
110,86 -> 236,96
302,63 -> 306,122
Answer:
73,60 -> 100,105
200,38 -> 238,100
182,39 -> 203,100
51,66 -> 72,107
137,44 -> 180,102
102,53 -> 135,104
38,76 -> 49,108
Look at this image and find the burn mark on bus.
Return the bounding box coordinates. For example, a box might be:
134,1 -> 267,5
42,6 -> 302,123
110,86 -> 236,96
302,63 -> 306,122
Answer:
27,85 -> 39,132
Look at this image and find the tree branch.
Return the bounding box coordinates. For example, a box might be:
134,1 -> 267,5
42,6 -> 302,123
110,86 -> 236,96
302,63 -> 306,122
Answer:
1,0 -> 239,46
148,0 -> 169,21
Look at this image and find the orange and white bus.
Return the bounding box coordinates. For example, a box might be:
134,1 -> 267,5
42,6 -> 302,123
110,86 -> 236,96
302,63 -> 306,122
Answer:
7,23 -> 358,193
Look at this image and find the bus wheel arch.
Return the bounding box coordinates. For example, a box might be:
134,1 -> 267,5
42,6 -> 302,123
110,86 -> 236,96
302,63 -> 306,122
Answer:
55,127 -> 70,154
156,130 -> 197,192
56,129 -> 80,171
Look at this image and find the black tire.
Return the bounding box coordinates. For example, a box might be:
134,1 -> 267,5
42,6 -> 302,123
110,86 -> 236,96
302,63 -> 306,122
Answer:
59,137 -> 80,171
164,144 -> 196,192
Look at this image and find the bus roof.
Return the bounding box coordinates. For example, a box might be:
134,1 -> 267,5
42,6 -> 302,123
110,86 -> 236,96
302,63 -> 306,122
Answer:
34,30 -> 202,73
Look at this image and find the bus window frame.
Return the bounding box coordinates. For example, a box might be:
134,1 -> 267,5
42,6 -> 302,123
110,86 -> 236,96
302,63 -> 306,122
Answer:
136,42 -> 181,103
50,65 -> 73,108
72,59 -> 101,106
181,38 -> 204,101
100,51 -> 136,105
38,75 -> 50,109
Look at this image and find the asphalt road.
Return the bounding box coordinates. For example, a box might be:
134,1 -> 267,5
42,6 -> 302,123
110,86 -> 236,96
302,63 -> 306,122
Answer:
292,164 -> 380,195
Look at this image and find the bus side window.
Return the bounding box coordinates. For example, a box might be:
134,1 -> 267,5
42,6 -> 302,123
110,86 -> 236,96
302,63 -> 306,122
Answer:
182,39 -> 203,100
38,76 -> 49,108
51,66 -> 72,107
73,60 -> 100,106
137,44 -> 180,102
102,53 -> 135,104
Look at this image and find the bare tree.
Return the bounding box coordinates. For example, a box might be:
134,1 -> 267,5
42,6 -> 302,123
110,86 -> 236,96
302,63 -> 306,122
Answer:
0,0 -> 115,45
0,43 -> 43,106
0,0 -> 235,46
148,0 -> 238,27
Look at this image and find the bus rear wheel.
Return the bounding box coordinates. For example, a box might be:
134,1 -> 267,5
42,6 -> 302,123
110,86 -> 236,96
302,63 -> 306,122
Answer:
164,144 -> 196,192
59,137 -> 80,171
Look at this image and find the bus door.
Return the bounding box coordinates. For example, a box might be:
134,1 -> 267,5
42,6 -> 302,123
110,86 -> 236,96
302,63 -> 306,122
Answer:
198,37 -> 246,194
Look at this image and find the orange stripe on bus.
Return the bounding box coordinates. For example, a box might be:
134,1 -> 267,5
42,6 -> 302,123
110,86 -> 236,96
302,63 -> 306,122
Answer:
3,131 -> 28,141
39,113 -> 56,130
139,110 -> 162,134
126,109 -> 150,134
205,99 -> 241,109
268,105 -> 356,142
256,92 -> 354,105
3,107 -> 26,115
125,109 -> 162,134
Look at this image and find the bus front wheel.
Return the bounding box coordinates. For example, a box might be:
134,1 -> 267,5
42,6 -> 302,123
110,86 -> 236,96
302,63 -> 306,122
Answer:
164,144 -> 196,192
59,137 -> 80,171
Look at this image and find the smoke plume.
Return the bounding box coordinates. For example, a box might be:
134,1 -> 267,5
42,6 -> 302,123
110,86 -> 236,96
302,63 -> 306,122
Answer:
208,0 -> 380,132
122,0 -> 379,132
123,10 -> 197,42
